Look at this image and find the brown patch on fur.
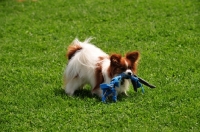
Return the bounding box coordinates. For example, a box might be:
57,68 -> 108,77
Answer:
108,54 -> 123,78
99,56 -> 105,60
67,45 -> 82,60
93,57 -> 105,91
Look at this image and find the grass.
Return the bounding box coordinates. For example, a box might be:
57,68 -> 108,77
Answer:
0,0 -> 200,131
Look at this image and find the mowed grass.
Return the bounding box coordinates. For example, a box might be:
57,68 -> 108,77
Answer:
0,0 -> 200,131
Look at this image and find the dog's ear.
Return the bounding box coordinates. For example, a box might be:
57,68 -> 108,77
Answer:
126,51 -> 140,63
126,51 -> 140,74
110,54 -> 121,66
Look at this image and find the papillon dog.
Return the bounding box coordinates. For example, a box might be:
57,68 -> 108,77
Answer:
63,38 -> 140,97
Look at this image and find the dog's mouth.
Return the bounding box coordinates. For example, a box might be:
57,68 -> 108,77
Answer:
119,70 -> 133,85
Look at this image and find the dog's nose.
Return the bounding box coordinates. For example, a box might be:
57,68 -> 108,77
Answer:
128,72 -> 132,75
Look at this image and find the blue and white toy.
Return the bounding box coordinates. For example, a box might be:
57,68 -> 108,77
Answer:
100,73 -> 156,102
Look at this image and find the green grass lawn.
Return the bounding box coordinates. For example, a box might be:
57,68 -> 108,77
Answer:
1,0 -> 200,131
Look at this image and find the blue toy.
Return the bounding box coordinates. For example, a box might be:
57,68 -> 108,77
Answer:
100,73 -> 156,102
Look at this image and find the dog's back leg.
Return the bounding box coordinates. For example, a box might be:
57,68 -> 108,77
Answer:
64,77 -> 85,96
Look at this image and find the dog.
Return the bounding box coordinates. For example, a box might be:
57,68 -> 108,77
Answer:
63,38 -> 140,97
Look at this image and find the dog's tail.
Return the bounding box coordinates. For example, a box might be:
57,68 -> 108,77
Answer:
66,38 -> 94,60
67,39 -> 82,60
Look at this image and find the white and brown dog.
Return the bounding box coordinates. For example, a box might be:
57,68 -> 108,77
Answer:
63,38 -> 140,97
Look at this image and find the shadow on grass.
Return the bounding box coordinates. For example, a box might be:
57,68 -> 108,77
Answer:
54,88 -> 67,98
54,88 -> 100,101
54,88 -> 137,103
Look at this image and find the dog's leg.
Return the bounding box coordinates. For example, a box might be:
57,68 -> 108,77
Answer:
64,78 -> 84,96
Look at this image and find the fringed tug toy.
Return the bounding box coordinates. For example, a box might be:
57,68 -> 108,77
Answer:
100,73 -> 156,102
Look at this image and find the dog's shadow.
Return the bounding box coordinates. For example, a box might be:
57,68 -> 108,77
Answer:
54,88 -> 99,100
54,88 -> 129,103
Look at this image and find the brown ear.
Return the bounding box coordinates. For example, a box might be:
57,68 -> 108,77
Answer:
126,51 -> 140,63
110,54 -> 121,66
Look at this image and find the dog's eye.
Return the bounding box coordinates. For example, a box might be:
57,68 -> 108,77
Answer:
128,66 -> 132,69
120,67 -> 126,71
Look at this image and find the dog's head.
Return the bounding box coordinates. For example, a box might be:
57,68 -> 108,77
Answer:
108,51 -> 140,78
